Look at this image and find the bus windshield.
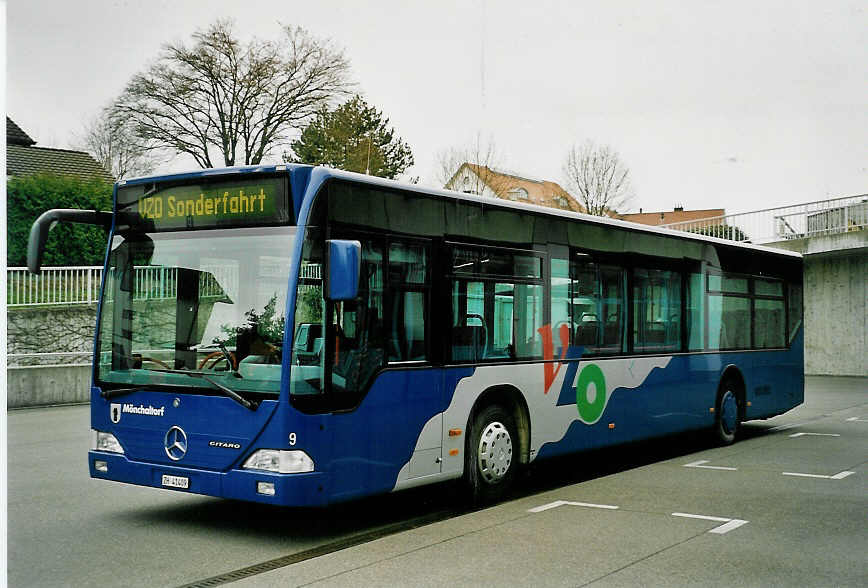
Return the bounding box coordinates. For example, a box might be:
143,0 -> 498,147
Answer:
96,226 -> 294,397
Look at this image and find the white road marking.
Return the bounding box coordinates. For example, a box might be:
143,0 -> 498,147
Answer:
671,512 -> 749,534
684,459 -> 738,471
789,432 -> 841,438
672,512 -> 730,523
529,503 -> 749,534
528,500 -> 568,513
528,500 -> 619,513
845,417 -> 868,423
782,470 -> 855,480
709,519 -> 750,534
566,501 -> 620,510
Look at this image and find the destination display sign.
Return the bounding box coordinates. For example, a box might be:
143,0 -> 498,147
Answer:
118,176 -> 289,231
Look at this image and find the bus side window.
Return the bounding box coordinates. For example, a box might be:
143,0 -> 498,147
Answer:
570,257 -> 625,355
550,258 -> 572,353
633,268 -> 681,352
599,266 -> 625,353
686,272 -> 704,351
387,241 -> 428,362
451,281 -> 488,362
448,245 -> 544,362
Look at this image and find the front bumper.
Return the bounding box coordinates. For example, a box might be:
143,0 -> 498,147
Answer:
89,451 -> 328,506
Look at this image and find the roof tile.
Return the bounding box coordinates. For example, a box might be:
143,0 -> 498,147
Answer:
7,145 -> 114,183
6,117 -> 35,147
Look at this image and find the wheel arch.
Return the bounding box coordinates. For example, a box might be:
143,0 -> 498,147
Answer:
719,364 -> 747,421
467,384 -> 531,465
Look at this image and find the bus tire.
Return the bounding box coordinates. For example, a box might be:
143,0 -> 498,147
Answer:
714,380 -> 740,445
465,404 -> 518,504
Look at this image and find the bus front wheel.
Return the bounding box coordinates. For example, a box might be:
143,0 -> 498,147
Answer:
465,404 -> 517,504
714,381 -> 741,445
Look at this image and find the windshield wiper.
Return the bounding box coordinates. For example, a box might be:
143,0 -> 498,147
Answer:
101,386 -> 146,400
149,368 -> 258,411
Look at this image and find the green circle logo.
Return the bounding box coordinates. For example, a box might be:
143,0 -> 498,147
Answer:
576,364 -> 607,423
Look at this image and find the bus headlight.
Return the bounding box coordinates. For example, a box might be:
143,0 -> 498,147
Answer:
91,429 -> 124,454
242,449 -> 314,474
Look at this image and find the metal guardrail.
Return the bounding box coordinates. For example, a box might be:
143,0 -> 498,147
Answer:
659,194 -> 868,244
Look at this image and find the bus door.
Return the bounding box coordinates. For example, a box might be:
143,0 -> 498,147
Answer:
327,238 -> 441,499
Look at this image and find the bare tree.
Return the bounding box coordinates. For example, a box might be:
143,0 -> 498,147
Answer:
563,140 -> 634,216
77,108 -> 156,180
113,19 -> 351,168
436,132 -> 512,197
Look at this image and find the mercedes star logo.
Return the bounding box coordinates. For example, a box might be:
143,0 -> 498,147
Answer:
164,426 -> 188,461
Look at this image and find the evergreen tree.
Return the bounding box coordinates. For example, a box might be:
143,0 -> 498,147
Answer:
290,96 -> 414,179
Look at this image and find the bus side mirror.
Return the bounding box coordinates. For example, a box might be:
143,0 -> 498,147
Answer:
27,209 -> 113,274
325,239 -> 361,301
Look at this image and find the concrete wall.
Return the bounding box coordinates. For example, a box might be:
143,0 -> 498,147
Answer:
804,251 -> 867,376
7,304 -> 96,408
770,230 -> 867,376
7,304 -> 97,354
7,364 -> 92,408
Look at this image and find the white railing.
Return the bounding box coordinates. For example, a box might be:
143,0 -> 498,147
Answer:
659,194 -> 868,244
8,263 -> 318,307
7,266 -> 102,307
300,263 -> 322,280
8,265 -> 240,307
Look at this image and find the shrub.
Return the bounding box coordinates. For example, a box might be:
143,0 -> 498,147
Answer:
7,173 -> 113,267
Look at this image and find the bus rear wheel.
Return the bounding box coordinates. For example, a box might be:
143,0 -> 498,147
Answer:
465,404 -> 517,504
714,381 -> 741,445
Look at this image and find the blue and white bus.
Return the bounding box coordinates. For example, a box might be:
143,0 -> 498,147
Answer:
28,165 -> 804,505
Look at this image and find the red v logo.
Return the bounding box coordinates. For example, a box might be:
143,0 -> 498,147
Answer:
538,323 -> 570,394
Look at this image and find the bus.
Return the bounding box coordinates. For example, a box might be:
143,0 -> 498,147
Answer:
28,165 -> 804,505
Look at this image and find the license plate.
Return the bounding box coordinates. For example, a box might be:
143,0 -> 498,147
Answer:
161,474 -> 189,489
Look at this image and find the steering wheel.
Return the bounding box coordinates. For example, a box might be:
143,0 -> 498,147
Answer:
140,357 -> 172,370
198,351 -> 237,371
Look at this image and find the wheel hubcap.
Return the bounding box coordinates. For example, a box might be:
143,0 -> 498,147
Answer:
721,390 -> 738,435
477,421 -> 513,483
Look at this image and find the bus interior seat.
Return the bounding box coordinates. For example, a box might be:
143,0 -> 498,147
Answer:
452,324 -> 488,361
575,313 -> 599,346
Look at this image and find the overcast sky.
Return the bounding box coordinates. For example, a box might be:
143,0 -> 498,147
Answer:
6,0 -> 867,214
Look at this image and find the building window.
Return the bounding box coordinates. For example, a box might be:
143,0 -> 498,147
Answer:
508,188 -> 529,201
